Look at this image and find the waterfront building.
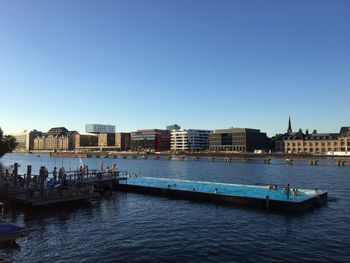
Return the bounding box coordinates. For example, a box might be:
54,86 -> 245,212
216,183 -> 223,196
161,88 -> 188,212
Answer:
75,132 -> 131,151
166,124 -> 181,131
115,132 -> 131,151
209,128 -> 268,152
171,129 -> 212,151
274,116 -> 294,153
131,129 -> 170,152
33,127 -> 77,151
75,134 -> 98,148
85,124 -> 115,134
284,127 -> 350,154
9,130 -> 42,151
275,117 -> 350,154
97,133 -> 115,147
274,134 -> 285,153
339,127 -> 350,152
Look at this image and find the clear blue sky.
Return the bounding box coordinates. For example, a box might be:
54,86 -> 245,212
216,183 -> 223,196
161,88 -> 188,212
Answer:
1,0 -> 349,136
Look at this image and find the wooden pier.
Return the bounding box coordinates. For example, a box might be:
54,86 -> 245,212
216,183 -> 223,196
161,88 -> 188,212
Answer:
0,163 -> 123,207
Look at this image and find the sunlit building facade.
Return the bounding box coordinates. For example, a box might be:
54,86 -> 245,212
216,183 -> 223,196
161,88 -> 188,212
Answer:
171,129 -> 212,151
131,129 -> 170,152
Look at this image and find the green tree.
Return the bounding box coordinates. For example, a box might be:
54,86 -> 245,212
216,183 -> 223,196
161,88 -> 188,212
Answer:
0,127 -> 17,158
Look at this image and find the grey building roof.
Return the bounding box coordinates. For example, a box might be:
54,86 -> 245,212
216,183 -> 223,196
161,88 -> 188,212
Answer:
340,126 -> 350,137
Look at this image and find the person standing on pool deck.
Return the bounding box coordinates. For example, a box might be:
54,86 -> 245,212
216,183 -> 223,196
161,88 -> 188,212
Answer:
284,184 -> 291,199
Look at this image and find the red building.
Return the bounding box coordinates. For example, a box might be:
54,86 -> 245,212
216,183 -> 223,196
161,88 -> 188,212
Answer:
131,129 -> 170,152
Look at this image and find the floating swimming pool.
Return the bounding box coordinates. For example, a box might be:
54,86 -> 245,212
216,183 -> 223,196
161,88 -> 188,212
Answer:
117,176 -> 328,213
124,177 -> 323,202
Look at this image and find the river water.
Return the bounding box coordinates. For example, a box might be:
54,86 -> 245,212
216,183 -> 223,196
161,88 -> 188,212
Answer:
0,153 -> 349,262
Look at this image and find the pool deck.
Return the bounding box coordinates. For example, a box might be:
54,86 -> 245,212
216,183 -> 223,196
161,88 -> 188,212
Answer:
116,177 -> 328,213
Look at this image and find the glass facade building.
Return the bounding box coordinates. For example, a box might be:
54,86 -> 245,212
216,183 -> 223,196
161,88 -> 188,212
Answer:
131,129 -> 170,152
209,128 -> 267,152
85,124 -> 116,134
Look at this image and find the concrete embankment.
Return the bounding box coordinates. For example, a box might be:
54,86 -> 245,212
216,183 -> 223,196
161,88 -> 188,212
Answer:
48,151 -> 349,160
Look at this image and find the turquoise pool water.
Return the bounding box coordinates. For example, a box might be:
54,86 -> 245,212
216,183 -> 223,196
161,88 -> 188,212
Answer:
124,177 -> 323,202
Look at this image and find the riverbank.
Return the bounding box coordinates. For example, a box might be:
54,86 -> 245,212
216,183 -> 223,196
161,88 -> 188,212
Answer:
46,151 -> 350,160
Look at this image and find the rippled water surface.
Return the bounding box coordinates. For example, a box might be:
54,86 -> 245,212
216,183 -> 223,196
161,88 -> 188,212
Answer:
1,153 -> 350,262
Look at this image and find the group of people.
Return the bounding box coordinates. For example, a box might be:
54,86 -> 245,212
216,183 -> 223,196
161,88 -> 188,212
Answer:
78,165 -> 89,181
51,167 -> 69,189
128,173 -> 138,178
283,184 -> 300,198
267,183 -> 300,198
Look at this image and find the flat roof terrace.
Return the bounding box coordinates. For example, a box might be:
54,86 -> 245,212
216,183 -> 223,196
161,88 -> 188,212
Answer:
117,177 -> 327,213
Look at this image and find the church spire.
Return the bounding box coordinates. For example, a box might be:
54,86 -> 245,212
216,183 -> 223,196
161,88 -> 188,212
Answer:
287,116 -> 292,134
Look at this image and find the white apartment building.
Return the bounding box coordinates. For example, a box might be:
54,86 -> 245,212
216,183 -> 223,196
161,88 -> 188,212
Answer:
171,129 -> 212,151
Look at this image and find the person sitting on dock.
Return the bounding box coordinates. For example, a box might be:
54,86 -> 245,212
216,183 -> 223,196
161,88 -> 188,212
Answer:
214,188 -> 218,193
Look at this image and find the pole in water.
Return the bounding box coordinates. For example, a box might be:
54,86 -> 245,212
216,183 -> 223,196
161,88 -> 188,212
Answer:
39,166 -> 46,199
13,163 -> 18,187
26,165 -> 31,189
265,195 -> 270,209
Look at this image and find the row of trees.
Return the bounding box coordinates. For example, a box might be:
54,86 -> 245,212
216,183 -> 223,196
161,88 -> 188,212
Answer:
0,127 -> 17,158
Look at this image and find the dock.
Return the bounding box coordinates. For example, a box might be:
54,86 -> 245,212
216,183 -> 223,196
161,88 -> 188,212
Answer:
0,163 -> 122,207
117,177 -> 327,213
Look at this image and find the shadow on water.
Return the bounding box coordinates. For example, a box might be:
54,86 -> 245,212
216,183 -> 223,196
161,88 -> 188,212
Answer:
327,197 -> 339,202
4,199 -> 101,223
3,193 -> 125,225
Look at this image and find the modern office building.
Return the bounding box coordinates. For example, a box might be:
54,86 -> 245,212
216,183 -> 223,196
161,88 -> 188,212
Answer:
209,128 -> 268,152
97,133 -> 115,147
85,124 -> 115,134
75,132 -> 131,151
75,134 -> 99,148
9,130 -> 42,151
171,129 -> 212,151
33,127 -> 77,151
131,129 -> 170,152
115,133 -> 131,151
167,124 -> 181,131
